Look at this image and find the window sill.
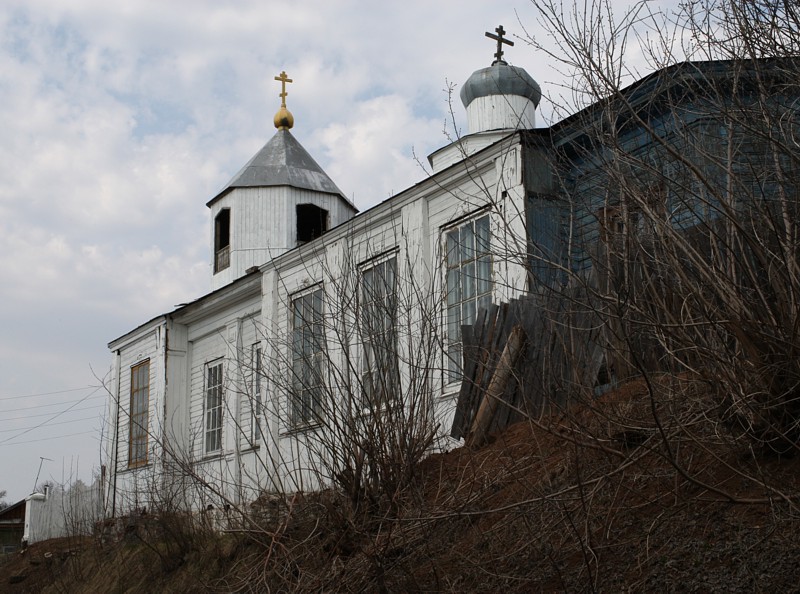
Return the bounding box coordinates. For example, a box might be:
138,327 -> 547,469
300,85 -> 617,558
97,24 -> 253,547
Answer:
440,383 -> 461,400
357,401 -> 401,418
121,462 -> 150,473
200,451 -> 228,462
280,422 -> 322,437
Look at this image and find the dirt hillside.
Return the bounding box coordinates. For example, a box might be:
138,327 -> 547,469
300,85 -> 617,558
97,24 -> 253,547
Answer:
3,376 -> 800,592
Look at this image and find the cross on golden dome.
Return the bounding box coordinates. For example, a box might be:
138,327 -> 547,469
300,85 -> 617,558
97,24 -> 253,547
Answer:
273,70 -> 294,129
275,71 -> 292,107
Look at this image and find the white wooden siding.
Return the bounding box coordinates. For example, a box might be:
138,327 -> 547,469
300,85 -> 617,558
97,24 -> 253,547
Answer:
211,187 -> 357,290
237,315 -> 261,450
188,331 -> 226,459
466,94 -> 536,134
186,295 -> 262,460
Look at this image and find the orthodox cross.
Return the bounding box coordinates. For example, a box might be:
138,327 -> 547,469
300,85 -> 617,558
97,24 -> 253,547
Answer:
275,70 -> 293,107
485,25 -> 514,64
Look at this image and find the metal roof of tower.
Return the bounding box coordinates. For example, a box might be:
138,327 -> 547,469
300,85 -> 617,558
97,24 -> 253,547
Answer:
207,128 -> 355,209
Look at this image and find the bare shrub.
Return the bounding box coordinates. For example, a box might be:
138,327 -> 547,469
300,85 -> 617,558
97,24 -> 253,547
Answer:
248,234 -> 443,513
524,0 -> 800,457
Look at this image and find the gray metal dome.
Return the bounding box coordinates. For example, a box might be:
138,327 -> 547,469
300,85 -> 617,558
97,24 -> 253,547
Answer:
460,62 -> 541,108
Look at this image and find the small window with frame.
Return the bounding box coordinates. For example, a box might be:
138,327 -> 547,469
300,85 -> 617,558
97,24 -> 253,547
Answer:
204,360 -> 224,454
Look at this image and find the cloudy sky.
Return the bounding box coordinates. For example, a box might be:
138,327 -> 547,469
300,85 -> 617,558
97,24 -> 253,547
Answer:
0,0 -> 677,503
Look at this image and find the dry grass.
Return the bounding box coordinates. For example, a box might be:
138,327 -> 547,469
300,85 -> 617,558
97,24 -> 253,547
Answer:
4,377 -> 800,593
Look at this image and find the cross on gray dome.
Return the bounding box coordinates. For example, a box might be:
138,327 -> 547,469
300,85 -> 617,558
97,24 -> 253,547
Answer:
485,25 -> 514,65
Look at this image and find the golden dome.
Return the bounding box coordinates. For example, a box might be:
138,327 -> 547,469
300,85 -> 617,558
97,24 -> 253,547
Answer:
274,106 -> 294,129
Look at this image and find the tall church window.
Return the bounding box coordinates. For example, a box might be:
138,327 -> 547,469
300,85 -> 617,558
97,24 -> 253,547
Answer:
290,287 -> 325,426
445,214 -> 492,383
361,255 -> 399,409
296,204 -> 328,243
251,344 -> 263,443
128,360 -> 150,468
204,361 -> 224,453
214,209 -> 231,273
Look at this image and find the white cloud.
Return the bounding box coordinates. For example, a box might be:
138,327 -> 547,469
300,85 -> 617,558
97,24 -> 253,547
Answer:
314,94 -> 443,206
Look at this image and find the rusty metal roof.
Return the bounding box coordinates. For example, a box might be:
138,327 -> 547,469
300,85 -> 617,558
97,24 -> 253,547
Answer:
207,129 -> 353,208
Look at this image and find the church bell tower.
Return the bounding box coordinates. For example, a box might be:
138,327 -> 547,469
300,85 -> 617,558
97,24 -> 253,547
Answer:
207,71 -> 358,290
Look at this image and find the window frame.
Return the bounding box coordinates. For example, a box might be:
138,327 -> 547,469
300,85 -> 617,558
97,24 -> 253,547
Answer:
289,285 -> 325,428
360,253 -> 400,412
251,343 -> 264,444
204,359 -> 224,454
128,359 -> 150,468
444,212 -> 493,385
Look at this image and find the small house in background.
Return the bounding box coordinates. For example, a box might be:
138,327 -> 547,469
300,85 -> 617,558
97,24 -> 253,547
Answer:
0,500 -> 25,554
0,482 -> 103,552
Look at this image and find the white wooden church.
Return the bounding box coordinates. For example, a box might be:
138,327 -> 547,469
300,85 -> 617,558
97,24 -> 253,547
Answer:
103,17 -> 782,513
103,26 -> 550,514
173,13 -> 788,519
